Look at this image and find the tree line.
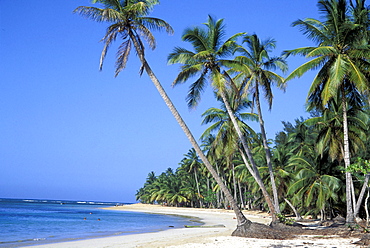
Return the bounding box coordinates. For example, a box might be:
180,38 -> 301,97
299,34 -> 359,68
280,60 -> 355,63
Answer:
75,0 -> 370,234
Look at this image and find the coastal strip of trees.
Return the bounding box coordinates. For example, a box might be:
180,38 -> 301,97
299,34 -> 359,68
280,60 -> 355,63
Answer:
136,114 -> 370,221
136,0 -> 370,223
75,0 -> 370,234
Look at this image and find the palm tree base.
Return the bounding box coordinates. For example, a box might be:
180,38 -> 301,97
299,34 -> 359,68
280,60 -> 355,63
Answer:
231,221 -> 252,237
231,221 -> 292,239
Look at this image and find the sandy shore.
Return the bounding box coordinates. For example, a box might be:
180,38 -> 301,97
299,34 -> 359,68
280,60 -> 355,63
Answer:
28,204 -> 360,248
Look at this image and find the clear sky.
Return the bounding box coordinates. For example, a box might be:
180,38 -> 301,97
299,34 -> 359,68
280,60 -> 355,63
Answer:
0,0 -> 320,203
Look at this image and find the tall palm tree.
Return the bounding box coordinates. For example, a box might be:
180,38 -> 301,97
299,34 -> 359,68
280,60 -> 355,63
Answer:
74,1 -> 251,232
201,89 -> 256,205
306,92 -> 367,216
233,34 -> 288,212
168,16 -> 278,220
306,94 -> 366,163
284,0 -> 370,223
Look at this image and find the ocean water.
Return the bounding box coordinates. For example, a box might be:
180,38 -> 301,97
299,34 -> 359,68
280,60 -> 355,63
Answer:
0,198 -> 197,247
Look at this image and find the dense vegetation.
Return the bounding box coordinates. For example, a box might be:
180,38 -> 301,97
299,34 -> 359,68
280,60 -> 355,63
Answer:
136,115 -> 370,218
135,0 -> 370,223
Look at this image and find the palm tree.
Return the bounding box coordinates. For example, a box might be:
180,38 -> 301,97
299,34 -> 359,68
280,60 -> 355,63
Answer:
233,34 -> 288,212
168,16 -> 278,220
179,148 -> 204,207
288,155 -> 341,220
269,144 -> 298,217
74,1 -> 251,233
136,171 -> 157,203
306,94 -> 366,163
284,0 -> 370,223
148,168 -> 188,206
306,92 -> 367,216
201,89 -> 256,206
287,118 -> 316,157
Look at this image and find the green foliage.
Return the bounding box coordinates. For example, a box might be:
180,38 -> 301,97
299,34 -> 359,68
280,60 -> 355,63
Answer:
203,190 -> 217,207
275,213 -> 295,225
135,1 -> 370,220
347,158 -> 370,175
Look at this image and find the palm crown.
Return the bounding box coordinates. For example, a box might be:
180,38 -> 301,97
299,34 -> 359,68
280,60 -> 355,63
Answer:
74,0 -> 173,76
233,34 -> 287,110
284,0 -> 370,108
168,15 -> 244,108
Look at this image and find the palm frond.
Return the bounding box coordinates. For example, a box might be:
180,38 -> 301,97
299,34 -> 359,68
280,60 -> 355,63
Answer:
135,22 -> 156,49
99,24 -> 121,70
285,56 -> 326,82
306,46 -> 336,57
186,74 -> 207,109
167,47 -> 195,65
182,27 -> 209,53
138,17 -> 174,34
346,58 -> 369,92
115,40 -> 131,76
74,6 -> 122,23
292,18 -> 330,45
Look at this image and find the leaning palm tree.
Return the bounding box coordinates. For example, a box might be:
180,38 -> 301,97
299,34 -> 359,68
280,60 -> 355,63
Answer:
233,34 -> 288,212
168,15 -> 278,220
74,0 -> 251,234
201,89 -> 257,204
283,0 -> 370,223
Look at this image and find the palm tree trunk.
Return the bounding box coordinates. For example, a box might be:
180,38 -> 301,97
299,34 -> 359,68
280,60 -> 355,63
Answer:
320,209 -> 325,221
350,176 -> 356,213
218,89 -> 277,221
342,90 -> 354,223
255,87 -> 280,213
128,31 -> 251,232
284,198 -> 302,220
238,147 -> 276,217
354,174 -> 370,218
232,164 -> 237,201
238,181 -> 245,210
366,188 -> 369,226
193,168 -> 202,208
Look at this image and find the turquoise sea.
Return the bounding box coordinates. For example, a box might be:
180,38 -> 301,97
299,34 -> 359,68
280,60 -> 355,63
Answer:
0,198 -> 196,247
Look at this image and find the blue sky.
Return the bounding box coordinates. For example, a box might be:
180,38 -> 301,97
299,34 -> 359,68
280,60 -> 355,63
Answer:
0,1 -> 319,203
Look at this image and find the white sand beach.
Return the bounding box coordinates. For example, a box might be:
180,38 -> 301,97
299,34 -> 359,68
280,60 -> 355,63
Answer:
28,204 -> 361,248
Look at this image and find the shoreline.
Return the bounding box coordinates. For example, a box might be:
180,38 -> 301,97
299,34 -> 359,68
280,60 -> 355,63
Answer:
27,204 -> 360,248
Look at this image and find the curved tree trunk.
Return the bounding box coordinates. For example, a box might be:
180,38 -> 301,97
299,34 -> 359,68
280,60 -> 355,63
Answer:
219,90 -> 277,221
128,31 -> 252,232
238,147 -> 276,216
284,198 -> 302,220
255,86 -> 280,213
342,89 -> 354,223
